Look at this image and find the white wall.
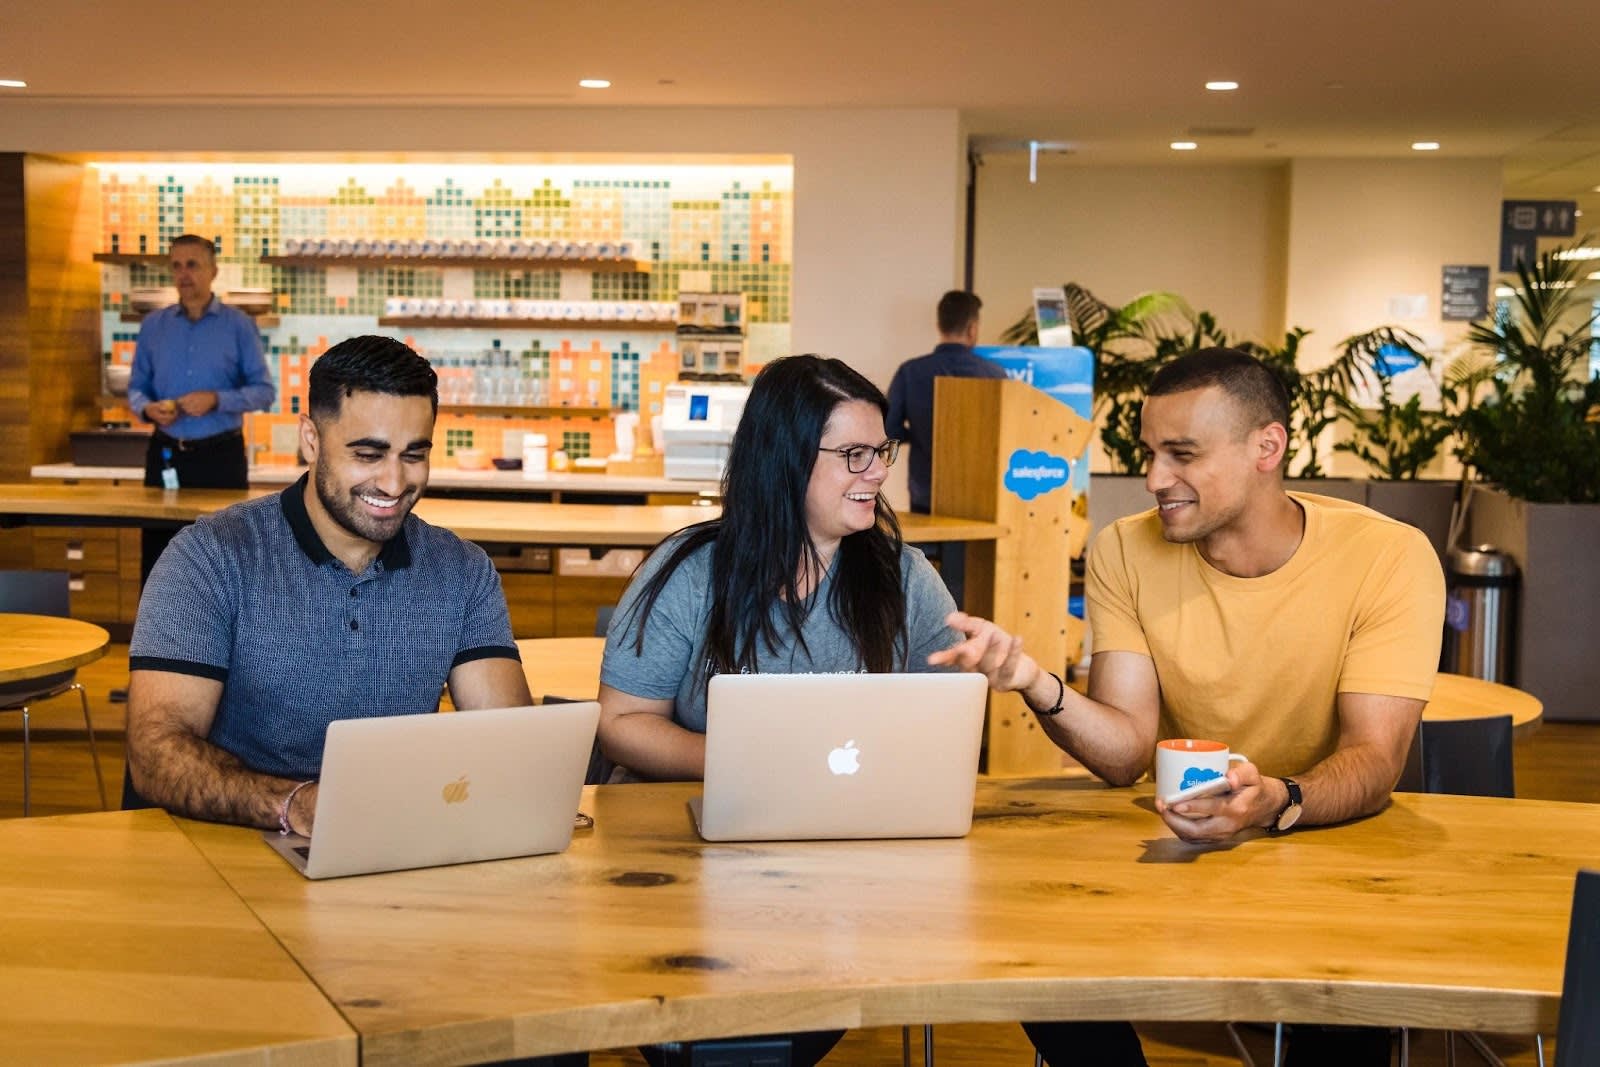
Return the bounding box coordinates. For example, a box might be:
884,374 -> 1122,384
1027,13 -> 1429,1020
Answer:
1284,158 -> 1503,369
972,158 -> 1290,346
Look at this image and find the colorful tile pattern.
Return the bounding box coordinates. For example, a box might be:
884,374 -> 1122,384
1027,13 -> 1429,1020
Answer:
98,162 -> 791,467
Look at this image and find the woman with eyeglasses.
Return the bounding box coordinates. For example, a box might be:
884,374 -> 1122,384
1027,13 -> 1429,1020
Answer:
597,353 -> 961,1067
598,353 -> 955,786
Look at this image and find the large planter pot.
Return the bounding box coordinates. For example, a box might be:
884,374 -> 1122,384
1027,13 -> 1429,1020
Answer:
1364,479 -> 1459,562
1287,477 -> 1366,504
1469,487 -> 1600,722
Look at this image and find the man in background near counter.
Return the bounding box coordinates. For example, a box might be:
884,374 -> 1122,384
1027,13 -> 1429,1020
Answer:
125,335 -> 532,838
934,348 -> 1445,1066
127,233 -> 275,579
886,289 -> 1006,514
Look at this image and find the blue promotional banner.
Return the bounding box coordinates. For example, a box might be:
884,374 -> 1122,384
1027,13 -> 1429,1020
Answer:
975,345 -> 1094,506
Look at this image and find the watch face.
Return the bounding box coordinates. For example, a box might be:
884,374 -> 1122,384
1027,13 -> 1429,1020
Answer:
1276,804 -> 1303,832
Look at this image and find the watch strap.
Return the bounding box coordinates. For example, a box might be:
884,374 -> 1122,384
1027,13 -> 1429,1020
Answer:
1270,776 -> 1303,833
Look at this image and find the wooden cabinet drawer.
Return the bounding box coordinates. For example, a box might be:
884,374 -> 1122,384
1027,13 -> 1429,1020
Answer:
64,571 -> 122,622
500,572 -> 556,639
552,575 -> 631,638
35,528 -> 122,574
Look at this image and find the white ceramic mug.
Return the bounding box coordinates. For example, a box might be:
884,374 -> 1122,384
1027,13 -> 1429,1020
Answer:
1155,738 -> 1248,804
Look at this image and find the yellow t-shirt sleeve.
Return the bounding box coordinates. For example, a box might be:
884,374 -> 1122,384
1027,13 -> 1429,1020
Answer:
1085,522 -> 1151,658
1338,526 -> 1446,701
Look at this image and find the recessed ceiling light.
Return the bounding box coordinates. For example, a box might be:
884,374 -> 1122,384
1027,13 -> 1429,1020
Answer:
1412,141 -> 1441,151
578,79 -> 611,90
1204,81 -> 1239,92
1170,141 -> 1199,151
0,79 -> 26,89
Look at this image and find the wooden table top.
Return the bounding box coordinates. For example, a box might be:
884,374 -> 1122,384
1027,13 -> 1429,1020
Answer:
0,612 -> 111,684
1068,667 -> 1542,727
1426,671 -> 1543,731
0,809 -> 355,1066
525,643 -> 1547,735
520,636 -> 606,700
177,780 -> 1598,1064
0,482 -> 1005,546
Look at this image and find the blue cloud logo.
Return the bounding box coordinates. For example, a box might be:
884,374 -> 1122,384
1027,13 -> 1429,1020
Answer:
1003,449 -> 1072,501
1179,767 -> 1223,790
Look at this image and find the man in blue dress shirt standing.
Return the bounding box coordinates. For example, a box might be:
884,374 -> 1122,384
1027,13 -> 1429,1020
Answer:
886,290 -> 1006,514
128,234 -> 275,578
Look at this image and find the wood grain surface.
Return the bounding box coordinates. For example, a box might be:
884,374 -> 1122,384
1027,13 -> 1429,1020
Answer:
0,483 -> 1005,545
0,611 -> 110,684
0,808 -> 356,1066
1426,672 -> 1543,731
519,637 -> 606,701
178,780 -> 1597,1065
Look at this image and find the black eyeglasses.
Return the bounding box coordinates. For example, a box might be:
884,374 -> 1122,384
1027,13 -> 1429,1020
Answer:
818,439 -> 900,473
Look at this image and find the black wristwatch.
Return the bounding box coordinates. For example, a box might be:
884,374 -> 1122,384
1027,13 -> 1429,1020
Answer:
1270,777 -> 1303,833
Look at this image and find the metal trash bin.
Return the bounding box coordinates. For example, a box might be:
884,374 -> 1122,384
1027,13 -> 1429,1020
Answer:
1442,545 -> 1519,683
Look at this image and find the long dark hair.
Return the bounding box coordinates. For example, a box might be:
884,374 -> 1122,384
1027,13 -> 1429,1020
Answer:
622,354 -> 907,682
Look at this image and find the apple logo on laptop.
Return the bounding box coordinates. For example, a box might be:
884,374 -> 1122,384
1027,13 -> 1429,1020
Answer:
441,776 -> 471,804
827,740 -> 861,776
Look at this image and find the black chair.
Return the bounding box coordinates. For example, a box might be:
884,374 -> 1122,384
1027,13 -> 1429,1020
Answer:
1407,714 -> 1517,1066
1557,869 -> 1600,1067
1418,715 -> 1516,797
0,570 -> 108,815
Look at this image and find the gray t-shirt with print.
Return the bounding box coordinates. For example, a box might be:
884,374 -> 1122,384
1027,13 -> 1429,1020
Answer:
600,535 -> 960,732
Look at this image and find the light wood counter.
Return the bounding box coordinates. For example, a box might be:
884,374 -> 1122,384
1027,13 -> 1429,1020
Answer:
519,637 -> 606,701
0,483 -> 1004,546
178,780 -> 1595,1064
0,612 -> 110,684
33,462 -> 723,498
0,808 -> 356,1066
1427,671 -> 1543,733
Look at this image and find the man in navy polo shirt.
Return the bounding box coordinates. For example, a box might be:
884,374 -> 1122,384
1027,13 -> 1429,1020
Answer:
126,334 -> 532,838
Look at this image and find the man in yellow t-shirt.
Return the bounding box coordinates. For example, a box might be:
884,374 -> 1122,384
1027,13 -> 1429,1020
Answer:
934,346 -> 1445,1066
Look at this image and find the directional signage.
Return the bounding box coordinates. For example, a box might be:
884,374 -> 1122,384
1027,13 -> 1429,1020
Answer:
1441,264 -> 1490,322
1500,199 -> 1578,271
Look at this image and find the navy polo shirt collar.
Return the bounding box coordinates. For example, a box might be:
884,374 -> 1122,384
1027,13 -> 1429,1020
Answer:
280,473 -> 412,571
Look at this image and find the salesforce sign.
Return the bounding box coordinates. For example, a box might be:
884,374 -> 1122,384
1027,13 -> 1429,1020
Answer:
1004,448 -> 1073,501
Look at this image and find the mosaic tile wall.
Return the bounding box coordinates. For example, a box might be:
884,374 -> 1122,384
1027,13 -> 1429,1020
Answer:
98,162 -> 793,466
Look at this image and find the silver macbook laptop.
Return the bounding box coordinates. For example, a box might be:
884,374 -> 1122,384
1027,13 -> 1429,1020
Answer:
690,672 -> 987,841
264,702 -> 599,879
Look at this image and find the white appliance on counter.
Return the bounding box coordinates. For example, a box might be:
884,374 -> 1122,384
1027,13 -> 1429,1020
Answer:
661,383 -> 751,481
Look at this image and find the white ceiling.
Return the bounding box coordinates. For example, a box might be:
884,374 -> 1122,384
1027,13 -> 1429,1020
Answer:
3,0 -> 1599,194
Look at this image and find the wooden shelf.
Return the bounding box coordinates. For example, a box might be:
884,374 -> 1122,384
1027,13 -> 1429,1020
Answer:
378,316 -> 676,331
94,253 -> 169,266
439,404 -> 612,419
262,255 -> 652,274
119,311 -> 280,328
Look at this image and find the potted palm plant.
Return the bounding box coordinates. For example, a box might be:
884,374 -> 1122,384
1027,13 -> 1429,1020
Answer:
1455,239 -> 1600,719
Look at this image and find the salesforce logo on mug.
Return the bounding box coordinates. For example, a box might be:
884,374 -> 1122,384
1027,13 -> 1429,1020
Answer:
1003,448 -> 1072,502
